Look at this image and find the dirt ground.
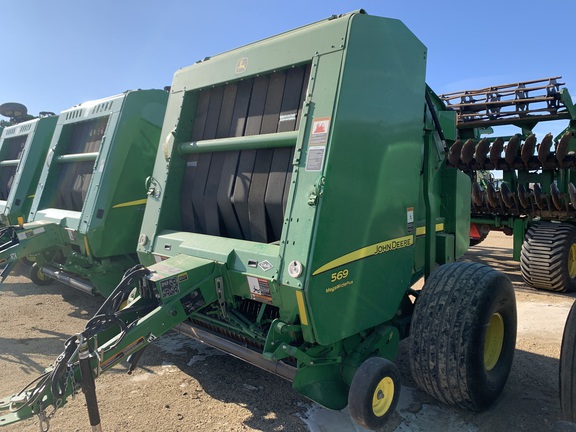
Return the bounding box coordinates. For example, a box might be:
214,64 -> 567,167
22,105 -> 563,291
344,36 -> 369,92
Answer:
0,231 -> 574,432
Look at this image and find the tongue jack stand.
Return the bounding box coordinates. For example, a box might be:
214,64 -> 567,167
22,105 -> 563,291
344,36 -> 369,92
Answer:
78,336 -> 103,432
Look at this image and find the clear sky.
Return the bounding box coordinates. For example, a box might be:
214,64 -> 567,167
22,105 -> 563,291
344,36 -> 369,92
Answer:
2,0 -> 575,129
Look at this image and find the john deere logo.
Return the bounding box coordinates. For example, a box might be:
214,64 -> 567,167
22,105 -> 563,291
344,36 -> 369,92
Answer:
235,57 -> 248,74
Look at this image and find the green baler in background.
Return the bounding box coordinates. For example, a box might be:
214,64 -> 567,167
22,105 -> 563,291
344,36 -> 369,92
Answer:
0,11 -> 517,431
0,115 -> 58,226
0,90 -> 167,296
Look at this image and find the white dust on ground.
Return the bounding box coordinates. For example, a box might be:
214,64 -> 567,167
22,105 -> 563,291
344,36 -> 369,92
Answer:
151,296 -> 573,432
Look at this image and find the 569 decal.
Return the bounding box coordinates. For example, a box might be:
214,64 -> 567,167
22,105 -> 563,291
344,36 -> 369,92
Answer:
330,269 -> 349,283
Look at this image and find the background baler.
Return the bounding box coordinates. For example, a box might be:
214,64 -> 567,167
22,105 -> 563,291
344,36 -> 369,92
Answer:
0,90 -> 167,296
0,115 -> 57,226
0,10 -> 517,431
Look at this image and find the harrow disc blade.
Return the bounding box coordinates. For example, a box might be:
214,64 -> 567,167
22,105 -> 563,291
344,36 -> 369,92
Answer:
504,135 -> 521,166
500,183 -> 515,209
475,138 -> 491,166
521,134 -> 537,165
490,137 -> 505,167
557,131 -> 572,165
569,183 -> 576,209
448,139 -> 464,165
533,183 -> 547,210
517,184 -> 531,209
538,133 -> 553,165
486,182 -> 499,208
461,139 -> 476,165
551,183 -> 565,211
472,182 -> 485,207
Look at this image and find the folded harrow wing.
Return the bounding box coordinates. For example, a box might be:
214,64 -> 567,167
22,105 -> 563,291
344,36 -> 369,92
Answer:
440,78 -> 576,292
0,11 -> 517,431
0,115 -> 57,225
0,90 -> 168,296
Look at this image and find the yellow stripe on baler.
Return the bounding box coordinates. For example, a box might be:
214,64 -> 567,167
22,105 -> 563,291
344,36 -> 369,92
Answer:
312,235 -> 414,276
295,290 -> 309,326
416,223 -> 445,236
112,198 -> 148,208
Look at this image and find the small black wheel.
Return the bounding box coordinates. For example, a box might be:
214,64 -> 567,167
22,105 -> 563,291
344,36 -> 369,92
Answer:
348,357 -> 401,431
29,262 -> 53,286
409,261 -> 516,411
521,222 -> 576,292
560,300 -> 576,421
19,256 -> 34,267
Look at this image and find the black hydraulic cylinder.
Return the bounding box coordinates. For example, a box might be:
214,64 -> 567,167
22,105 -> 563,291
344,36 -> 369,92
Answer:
79,341 -> 103,432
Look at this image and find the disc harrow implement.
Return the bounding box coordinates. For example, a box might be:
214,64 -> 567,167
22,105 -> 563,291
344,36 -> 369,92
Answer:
442,77 -> 576,292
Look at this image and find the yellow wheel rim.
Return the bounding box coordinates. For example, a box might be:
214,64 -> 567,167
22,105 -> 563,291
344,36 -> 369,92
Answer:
569,243 -> 576,279
372,376 -> 395,417
484,313 -> 504,371
36,268 -> 48,281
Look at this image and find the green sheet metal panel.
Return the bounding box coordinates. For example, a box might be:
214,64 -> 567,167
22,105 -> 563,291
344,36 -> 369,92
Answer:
302,15 -> 427,345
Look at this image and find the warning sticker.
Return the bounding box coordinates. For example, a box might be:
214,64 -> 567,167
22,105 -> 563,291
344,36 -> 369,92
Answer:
247,276 -> 272,304
17,226 -> 45,241
407,207 -> 414,234
305,146 -> 326,171
310,117 -> 330,145
160,276 -> 180,298
148,262 -> 182,281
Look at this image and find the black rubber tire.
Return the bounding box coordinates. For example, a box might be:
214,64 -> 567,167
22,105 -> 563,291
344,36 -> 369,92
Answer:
554,420 -> 576,432
521,222 -> 576,292
29,262 -> 53,286
409,261 -> 516,411
348,357 -> 401,431
560,300 -> 576,422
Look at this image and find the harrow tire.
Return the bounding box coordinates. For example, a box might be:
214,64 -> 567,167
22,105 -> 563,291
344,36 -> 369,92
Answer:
348,357 -> 401,431
29,262 -> 53,286
521,222 -> 576,293
409,261 -> 516,411
470,233 -> 488,247
560,300 -> 576,422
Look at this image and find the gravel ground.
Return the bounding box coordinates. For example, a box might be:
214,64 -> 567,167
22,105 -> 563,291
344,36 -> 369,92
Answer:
0,231 -> 574,432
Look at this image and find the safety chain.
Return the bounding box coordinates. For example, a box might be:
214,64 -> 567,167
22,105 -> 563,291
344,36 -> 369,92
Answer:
36,399 -> 62,432
66,364 -> 79,400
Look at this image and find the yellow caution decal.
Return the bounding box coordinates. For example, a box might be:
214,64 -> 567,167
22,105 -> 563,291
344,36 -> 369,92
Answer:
84,236 -> 91,257
416,223 -> 444,236
295,290 -> 308,326
112,198 -> 148,209
313,235 -> 414,276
